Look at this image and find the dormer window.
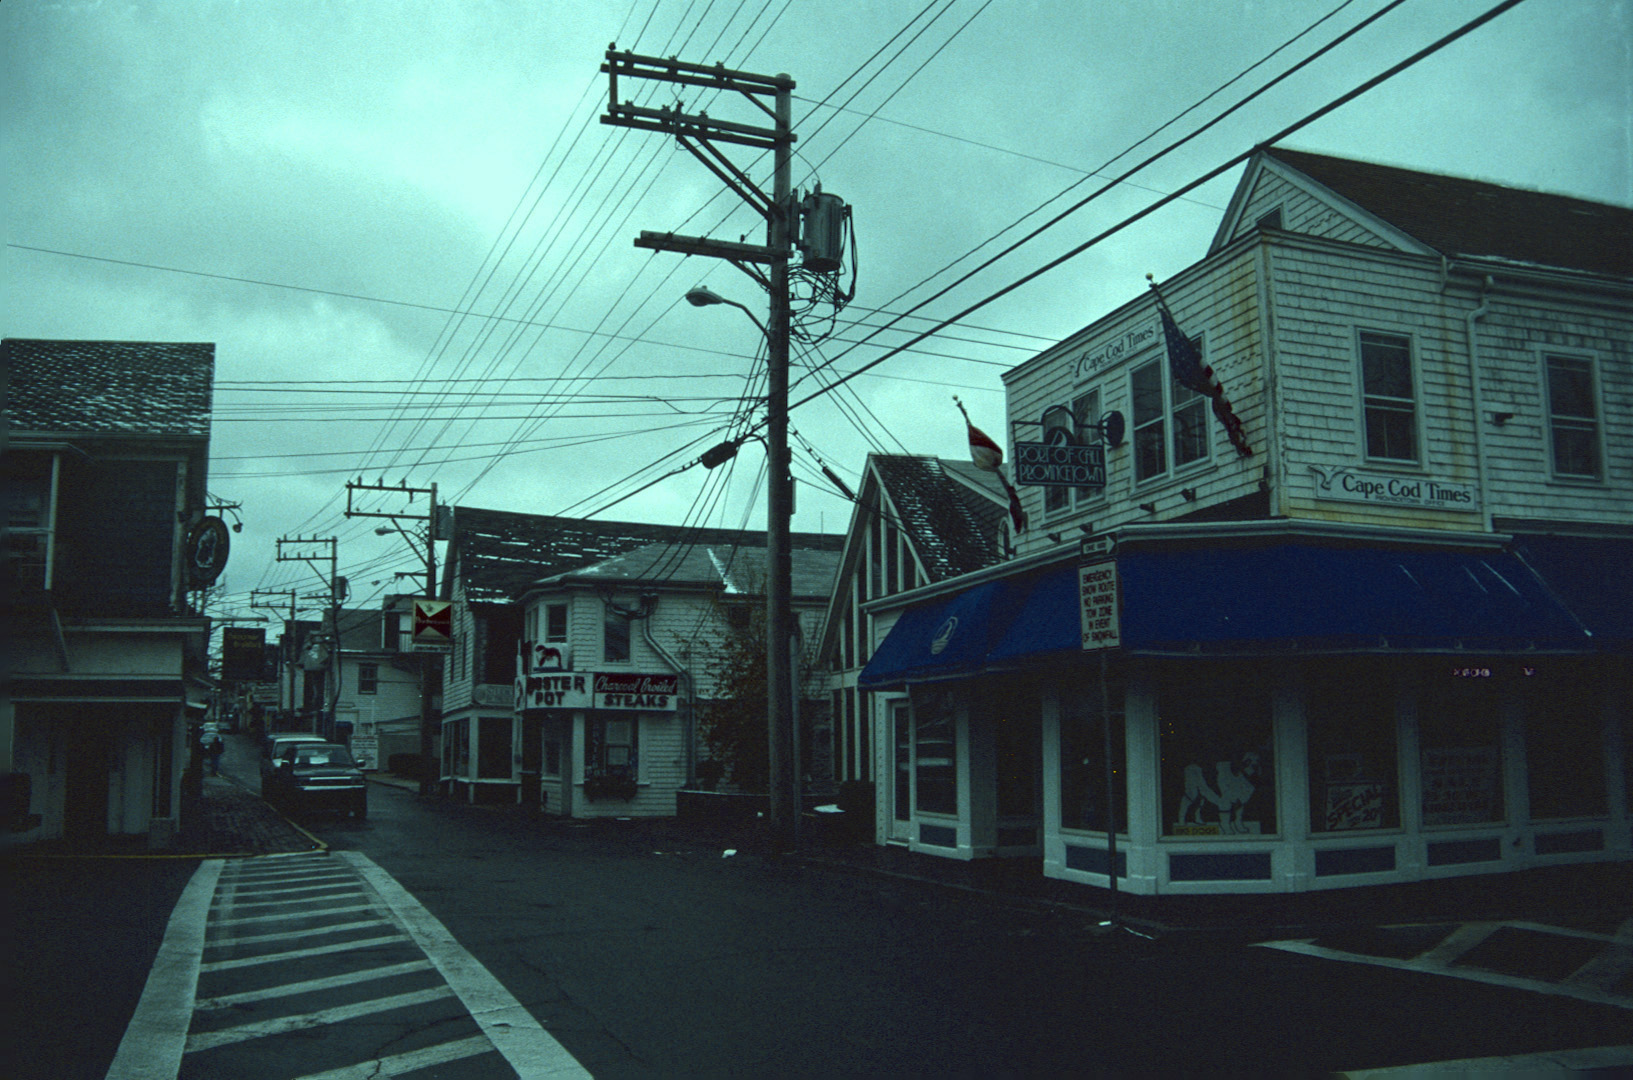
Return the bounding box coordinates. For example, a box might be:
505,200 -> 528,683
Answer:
1255,207 -> 1283,231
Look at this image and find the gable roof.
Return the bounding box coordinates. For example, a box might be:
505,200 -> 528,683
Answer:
3,339 -> 215,438
870,455 -> 1009,580
1257,149 -> 1633,277
533,538 -> 842,601
448,504 -> 841,604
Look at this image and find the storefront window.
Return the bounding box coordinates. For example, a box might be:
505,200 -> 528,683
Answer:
1059,673 -> 1126,834
1159,671 -> 1274,836
1308,676 -> 1399,832
1419,678 -> 1504,826
995,689 -> 1039,819
1524,664 -> 1606,820
478,717 -> 511,780
912,688 -> 957,816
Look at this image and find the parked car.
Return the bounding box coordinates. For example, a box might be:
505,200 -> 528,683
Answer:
264,742 -> 367,819
260,733 -> 330,784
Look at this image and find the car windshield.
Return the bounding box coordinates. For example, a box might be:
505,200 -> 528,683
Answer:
294,746 -> 356,767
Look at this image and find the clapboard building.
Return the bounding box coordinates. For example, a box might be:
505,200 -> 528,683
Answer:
858,149 -> 1632,894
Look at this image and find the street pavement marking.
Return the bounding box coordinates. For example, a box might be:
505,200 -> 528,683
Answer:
206,916 -> 391,949
198,932 -> 410,972
1341,1043 -> 1633,1076
192,958 -> 437,1010
182,985 -> 458,1053
209,900 -> 379,926
105,859 -> 224,1080
341,850 -> 593,1079
289,1033 -> 498,1080
220,880 -> 364,898
1259,918 -> 1633,1011
213,889 -> 368,910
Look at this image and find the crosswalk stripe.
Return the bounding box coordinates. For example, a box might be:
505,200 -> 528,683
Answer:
198,933 -> 410,972
206,917 -> 391,949
217,889 -> 368,910
341,851 -> 591,1078
193,959 -> 437,1010
219,880 -> 363,898
210,901 -> 379,926
104,859 -> 223,1080
289,1033 -> 497,1080
183,985 -> 459,1053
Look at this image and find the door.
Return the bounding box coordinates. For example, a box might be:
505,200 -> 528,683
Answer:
888,699 -> 912,842
64,718 -> 111,843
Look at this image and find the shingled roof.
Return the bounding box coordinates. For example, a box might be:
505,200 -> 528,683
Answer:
448,505 -> 842,604
3,339 -> 215,438
536,538 -> 841,600
1265,148 -> 1633,277
870,455 -> 1008,581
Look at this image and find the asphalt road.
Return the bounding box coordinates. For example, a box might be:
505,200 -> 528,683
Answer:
317,778 -> 1631,1075
10,734 -> 1630,1078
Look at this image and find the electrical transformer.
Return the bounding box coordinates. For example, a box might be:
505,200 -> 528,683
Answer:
797,189 -> 847,273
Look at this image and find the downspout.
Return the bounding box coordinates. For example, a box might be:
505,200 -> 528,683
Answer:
1462,273 -> 1495,532
638,595 -> 697,787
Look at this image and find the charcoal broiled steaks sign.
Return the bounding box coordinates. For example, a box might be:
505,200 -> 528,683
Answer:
595,673 -> 680,711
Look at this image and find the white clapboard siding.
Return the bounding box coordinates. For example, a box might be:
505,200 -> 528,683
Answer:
1229,163 -> 1400,251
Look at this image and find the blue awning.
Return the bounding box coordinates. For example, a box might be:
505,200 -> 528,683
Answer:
865,542 -> 1596,687
857,576 -> 1035,690
1114,544 -> 1592,654
1511,534 -> 1633,647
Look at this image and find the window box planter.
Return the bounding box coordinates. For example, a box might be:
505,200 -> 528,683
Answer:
583,773 -> 638,801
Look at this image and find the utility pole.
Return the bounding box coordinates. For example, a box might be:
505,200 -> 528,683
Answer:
276,536 -> 338,736
251,587 -> 302,730
346,480 -> 440,796
601,48 -> 800,849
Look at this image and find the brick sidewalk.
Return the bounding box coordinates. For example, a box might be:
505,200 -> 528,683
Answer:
175,775 -> 320,856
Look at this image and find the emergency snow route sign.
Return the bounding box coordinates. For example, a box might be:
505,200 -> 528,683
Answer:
412,598 -> 453,652
1079,561 -> 1120,651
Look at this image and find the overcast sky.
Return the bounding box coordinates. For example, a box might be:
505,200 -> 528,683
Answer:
5,0 -> 1629,627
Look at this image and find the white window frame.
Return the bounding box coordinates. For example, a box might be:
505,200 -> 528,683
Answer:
1356,328 -> 1422,466
602,601 -> 631,664
1044,389 -> 1108,517
1540,349 -> 1605,482
544,601 -> 569,643
1130,334 -> 1214,490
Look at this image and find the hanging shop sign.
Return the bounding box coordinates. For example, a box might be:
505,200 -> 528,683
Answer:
1308,466 -> 1479,512
186,516 -> 231,586
411,598 -> 453,652
516,673 -> 593,712
1015,441 -> 1106,488
594,672 -> 680,712
221,627 -> 266,682
1078,560 -> 1121,651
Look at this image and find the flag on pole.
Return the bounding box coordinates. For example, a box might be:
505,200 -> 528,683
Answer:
955,397 -> 1026,532
1149,277 -> 1253,457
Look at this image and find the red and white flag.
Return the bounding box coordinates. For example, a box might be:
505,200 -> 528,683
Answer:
955,397 -> 1025,533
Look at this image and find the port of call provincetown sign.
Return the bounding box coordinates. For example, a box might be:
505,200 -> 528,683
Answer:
1309,465 -> 1480,511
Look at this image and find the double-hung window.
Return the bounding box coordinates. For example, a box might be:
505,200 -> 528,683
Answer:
1360,331 -> 1417,462
544,602 -> 568,643
603,603 -> 630,663
1544,354 -> 1601,479
1132,339 -> 1211,486
1044,389 -> 1104,514
357,663 -> 378,695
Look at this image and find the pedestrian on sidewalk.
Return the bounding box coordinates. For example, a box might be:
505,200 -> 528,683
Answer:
208,735 -> 225,776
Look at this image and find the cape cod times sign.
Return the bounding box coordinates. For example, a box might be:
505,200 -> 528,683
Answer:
1309,466 -> 1480,511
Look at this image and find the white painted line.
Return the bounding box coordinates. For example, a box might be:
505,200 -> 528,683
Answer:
1415,921 -> 1498,965
340,851 -> 592,1079
1341,1043 -> 1633,1077
222,865 -> 352,880
211,901 -> 380,926
289,1033 -> 497,1080
199,933 -> 409,972
193,959 -> 436,1010
105,859 -> 224,1080
221,877 -> 360,896
1258,940 -> 1633,1010
183,985 -> 458,1053
218,889 -> 368,909
207,918 -> 391,949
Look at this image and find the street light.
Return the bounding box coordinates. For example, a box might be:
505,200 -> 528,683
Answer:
686,283 -> 798,851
